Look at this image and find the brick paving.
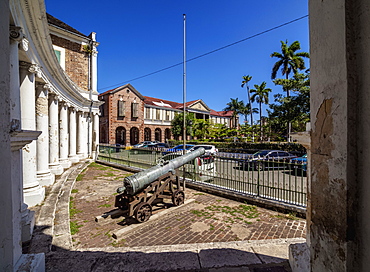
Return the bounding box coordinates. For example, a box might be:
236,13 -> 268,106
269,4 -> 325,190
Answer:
70,162 -> 306,249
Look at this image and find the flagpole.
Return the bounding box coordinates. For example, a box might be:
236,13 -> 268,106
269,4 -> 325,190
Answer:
182,14 -> 187,154
182,14 -> 187,191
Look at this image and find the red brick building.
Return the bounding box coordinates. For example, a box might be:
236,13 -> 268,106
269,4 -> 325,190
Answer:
99,84 -> 236,145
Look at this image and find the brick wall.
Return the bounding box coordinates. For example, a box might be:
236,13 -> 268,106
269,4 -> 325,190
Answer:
99,86 -> 147,145
50,34 -> 89,91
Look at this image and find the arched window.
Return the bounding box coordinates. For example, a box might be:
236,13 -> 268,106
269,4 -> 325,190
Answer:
165,128 -> 171,141
115,127 -> 126,145
144,128 -> 151,141
130,127 -> 139,145
155,128 -> 161,142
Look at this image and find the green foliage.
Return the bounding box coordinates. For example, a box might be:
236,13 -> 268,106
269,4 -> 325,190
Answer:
250,82 -> 272,141
271,40 -> 310,83
70,221 -> 82,235
192,119 -> 211,139
268,72 -> 310,134
171,112 -> 195,139
98,203 -> 112,208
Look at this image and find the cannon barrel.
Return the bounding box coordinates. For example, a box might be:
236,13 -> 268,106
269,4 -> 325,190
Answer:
117,147 -> 205,195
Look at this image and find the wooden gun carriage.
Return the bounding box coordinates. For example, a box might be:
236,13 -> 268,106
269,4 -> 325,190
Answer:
114,148 -> 205,223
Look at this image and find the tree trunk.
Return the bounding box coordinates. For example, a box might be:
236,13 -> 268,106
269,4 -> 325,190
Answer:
247,86 -> 254,142
259,102 -> 262,142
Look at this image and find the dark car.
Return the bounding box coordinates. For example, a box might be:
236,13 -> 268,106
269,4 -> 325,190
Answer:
238,150 -> 297,171
289,154 -> 307,172
162,144 -> 195,155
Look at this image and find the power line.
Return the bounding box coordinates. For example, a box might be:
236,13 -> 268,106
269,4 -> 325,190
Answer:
98,14 -> 309,92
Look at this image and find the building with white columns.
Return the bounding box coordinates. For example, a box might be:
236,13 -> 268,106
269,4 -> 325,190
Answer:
1,0 -> 100,270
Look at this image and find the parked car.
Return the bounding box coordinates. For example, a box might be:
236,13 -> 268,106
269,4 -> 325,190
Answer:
188,144 -> 218,155
133,141 -> 156,148
238,150 -> 297,171
162,144 -> 195,155
289,154 -> 307,172
161,152 -> 215,182
144,142 -> 169,149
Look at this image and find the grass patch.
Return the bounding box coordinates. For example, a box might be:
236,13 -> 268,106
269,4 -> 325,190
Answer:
110,239 -> 126,247
98,204 -> 112,208
70,221 -> 82,235
69,197 -> 82,217
71,189 -> 78,194
193,193 -> 205,195
75,174 -> 85,181
88,162 -> 110,170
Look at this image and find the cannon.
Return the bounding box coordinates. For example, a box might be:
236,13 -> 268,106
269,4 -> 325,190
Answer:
114,147 -> 205,223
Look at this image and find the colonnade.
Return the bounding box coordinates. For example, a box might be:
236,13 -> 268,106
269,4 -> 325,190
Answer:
9,26 -> 100,210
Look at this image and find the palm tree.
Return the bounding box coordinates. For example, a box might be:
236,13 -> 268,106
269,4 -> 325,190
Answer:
271,40 -> 309,97
240,103 -> 258,124
224,98 -> 244,128
250,82 -> 272,141
241,75 -> 254,126
271,40 -> 309,141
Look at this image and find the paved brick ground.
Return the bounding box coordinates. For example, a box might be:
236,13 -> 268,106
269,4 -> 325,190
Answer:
70,162 -> 306,249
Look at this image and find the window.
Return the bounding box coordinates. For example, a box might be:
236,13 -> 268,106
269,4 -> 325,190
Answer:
156,109 -> 161,120
132,103 -> 138,118
165,110 -> 170,121
145,108 -> 151,119
99,104 -> 104,117
52,45 -> 65,70
118,100 -> 125,117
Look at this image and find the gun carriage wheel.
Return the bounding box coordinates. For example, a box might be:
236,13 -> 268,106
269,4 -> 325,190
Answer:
172,190 -> 185,206
134,202 -> 152,223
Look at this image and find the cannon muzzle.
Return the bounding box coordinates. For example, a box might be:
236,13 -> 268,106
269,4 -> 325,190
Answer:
117,147 -> 205,195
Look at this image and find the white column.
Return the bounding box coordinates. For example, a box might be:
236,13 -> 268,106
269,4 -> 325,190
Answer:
87,112 -> 93,158
68,107 -> 79,163
92,112 -> 99,159
6,25 -> 23,267
90,33 -> 98,94
19,62 -> 45,207
36,83 -> 54,186
59,102 -> 71,168
77,111 -> 87,158
48,93 -> 63,175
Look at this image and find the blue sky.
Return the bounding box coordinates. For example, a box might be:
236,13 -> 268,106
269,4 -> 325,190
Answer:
45,0 -> 309,123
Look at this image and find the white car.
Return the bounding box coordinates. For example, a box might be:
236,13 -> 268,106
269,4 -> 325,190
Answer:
188,145 -> 218,155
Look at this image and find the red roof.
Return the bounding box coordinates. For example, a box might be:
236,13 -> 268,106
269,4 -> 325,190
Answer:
143,96 -> 182,109
99,85 -> 234,117
209,110 -> 234,117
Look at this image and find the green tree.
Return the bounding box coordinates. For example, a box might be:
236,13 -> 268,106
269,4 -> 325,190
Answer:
223,98 -> 245,128
271,40 -> 309,141
241,75 -> 254,125
193,119 -> 211,139
250,82 -> 272,141
270,40 -> 310,96
208,123 -> 228,140
269,72 -> 310,135
171,112 -> 195,140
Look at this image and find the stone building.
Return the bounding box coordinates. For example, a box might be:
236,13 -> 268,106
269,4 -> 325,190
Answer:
1,0 -> 100,270
99,84 -> 236,145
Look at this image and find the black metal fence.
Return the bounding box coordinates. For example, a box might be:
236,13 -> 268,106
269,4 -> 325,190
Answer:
97,144 -> 307,210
